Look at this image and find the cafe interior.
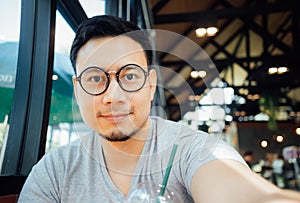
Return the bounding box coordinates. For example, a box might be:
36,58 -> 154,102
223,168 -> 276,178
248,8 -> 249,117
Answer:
0,0 -> 299,200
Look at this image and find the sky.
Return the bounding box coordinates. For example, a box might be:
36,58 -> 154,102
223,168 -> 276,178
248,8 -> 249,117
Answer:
0,0 -> 21,42
0,0 -> 105,53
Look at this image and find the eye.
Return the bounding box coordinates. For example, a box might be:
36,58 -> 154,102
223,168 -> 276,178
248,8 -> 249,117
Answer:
125,74 -> 136,80
81,68 -> 106,84
82,73 -> 105,84
120,67 -> 143,82
91,76 -> 102,82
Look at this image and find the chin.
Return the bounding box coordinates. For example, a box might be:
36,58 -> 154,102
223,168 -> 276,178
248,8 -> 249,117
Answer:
98,130 -> 137,142
104,135 -> 131,142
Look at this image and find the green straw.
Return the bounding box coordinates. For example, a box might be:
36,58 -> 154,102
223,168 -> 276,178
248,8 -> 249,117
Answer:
159,144 -> 178,197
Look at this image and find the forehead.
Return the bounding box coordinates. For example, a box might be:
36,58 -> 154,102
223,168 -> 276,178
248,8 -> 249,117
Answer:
76,36 -> 147,72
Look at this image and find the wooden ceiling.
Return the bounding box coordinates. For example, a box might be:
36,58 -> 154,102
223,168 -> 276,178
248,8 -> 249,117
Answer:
149,0 -> 300,122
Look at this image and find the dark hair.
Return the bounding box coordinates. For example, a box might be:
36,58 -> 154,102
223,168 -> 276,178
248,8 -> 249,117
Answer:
70,15 -> 152,74
243,151 -> 253,157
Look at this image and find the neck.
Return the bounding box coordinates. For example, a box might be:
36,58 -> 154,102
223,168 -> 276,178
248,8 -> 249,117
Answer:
100,119 -> 151,173
102,133 -> 148,156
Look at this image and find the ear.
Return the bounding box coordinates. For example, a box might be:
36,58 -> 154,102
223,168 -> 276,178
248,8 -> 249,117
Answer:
72,76 -> 79,102
148,69 -> 157,101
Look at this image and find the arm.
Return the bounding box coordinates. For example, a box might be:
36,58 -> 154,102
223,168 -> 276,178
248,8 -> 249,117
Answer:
190,159 -> 300,203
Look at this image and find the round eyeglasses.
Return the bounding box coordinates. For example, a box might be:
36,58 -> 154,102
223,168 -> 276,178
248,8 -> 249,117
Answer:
75,64 -> 150,96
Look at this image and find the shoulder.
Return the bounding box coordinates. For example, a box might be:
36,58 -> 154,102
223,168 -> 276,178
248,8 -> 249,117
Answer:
36,130 -> 100,171
18,140 -> 82,202
44,138 -> 81,161
27,138 -> 81,178
150,116 -> 207,139
149,117 -> 247,186
150,116 -> 243,159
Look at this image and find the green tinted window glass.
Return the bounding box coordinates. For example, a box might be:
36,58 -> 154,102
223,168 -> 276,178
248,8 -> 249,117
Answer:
0,0 -> 20,170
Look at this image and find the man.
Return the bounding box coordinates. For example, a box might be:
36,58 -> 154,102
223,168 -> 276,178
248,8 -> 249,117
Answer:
243,150 -> 254,168
18,15 -> 300,202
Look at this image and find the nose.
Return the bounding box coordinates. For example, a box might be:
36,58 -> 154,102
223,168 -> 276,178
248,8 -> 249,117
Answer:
102,73 -> 126,104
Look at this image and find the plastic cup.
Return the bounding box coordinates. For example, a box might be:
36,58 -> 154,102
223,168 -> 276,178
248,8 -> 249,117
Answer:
126,181 -> 175,203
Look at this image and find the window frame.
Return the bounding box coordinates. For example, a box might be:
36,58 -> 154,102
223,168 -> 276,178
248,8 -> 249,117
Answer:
0,0 -> 87,195
0,0 -> 158,196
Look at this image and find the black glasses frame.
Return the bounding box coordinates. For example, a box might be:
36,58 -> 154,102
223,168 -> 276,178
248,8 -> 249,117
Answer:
75,64 -> 149,96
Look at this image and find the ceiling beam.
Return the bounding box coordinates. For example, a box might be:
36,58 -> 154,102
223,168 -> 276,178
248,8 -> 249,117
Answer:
152,0 -> 170,15
210,40 -> 249,72
158,0 -> 224,61
161,53 -> 300,70
159,23 -> 195,61
292,10 -> 300,51
211,24 -> 245,59
154,0 -> 297,24
160,18 -> 236,86
242,18 -> 292,53
269,14 -> 292,54
57,0 -> 87,31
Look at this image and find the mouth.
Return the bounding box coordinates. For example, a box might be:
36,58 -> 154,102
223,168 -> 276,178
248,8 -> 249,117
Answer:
98,112 -> 132,122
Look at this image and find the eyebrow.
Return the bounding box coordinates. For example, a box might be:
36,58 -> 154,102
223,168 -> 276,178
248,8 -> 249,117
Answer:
121,66 -> 138,70
82,63 -> 146,73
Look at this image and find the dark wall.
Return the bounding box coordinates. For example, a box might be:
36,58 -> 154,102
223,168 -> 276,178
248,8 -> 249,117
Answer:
237,122 -> 300,163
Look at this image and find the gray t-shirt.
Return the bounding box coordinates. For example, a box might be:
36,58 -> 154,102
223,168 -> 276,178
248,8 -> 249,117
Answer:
18,116 -> 246,202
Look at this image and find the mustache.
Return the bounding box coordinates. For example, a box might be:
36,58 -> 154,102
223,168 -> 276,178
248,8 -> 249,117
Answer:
96,108 -> 134,117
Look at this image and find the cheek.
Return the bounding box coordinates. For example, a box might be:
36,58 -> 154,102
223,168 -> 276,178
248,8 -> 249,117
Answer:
130,91 -> 152,112
77,93 -> 97,122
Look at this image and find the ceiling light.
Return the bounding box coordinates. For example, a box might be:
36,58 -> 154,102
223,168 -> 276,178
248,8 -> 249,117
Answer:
250,80 -> 257,86
277,66 -> 288,74
206,27 -> 218,36
247,95 -> 253,100
190,71 -> 199,78
238,88 -> 249,95
195,27 -> 218,37
198,70 -> 207,78
253,94 -> 260,100
268,66 -> 288,75
260,140 -> 268,148
191,70 -> 207,78
296,127 -> 300,135
52,74 -> 58,80
195,28 -> 206,37
195,14 -> 218,37
268,67 -> 277,74
240,111 -> 246,116
275,134 -> 284,143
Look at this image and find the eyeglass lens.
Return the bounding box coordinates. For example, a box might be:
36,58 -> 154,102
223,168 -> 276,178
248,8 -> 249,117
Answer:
78,64 -> 148,95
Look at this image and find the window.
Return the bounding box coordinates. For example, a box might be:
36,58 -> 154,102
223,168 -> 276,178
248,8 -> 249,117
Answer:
79,0 -> 105,17
46,2 -> 106,153
0,0 -> 155,196
46,11 -> 83,152
0,0 -> 21,172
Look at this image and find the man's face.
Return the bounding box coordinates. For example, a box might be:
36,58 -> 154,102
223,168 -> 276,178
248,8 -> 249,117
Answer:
73,36 -> 157,142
